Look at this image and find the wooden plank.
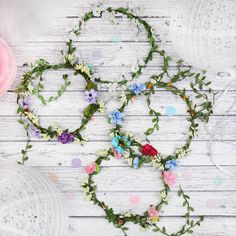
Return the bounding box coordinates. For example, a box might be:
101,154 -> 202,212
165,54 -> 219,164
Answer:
10,42 -> 192,66
24,18 -> 170,42
0,116 -> 235,141
63,0 -> 179,18
33,166 -> 236,192
63,191 -> 236,216
11,67 -> 235,92
0,141 -> 235,166
68,217 -> 236,236
1,91 -> 235,116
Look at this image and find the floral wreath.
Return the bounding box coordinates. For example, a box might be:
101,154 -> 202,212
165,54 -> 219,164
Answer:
16,56 -> 104,163
80,5 -> 214,236
109,71 -> 213,169
82,71 -> 213,235
82,149 -> 204,236
67,6 -> 169,85
16,3 -> 215,235
16,6 -> 166,164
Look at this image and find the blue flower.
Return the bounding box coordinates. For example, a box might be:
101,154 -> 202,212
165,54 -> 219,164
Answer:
109,110 -> 124,125
133,156 -> 140,169
111,135 -> 130,154
165,160 -> 177,170
129,83 -> 146,95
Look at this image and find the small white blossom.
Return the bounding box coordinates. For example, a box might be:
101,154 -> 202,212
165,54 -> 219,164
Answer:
97,149 -> 109,156
26,112 -> 39,126
93,7 -> 102,17
175,148 -> 191,158
40,133 -> 52,141
98,101 -> 106,114
119,91 -> 128,104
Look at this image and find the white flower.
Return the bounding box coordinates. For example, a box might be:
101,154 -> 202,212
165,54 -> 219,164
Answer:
138,59 -> 146,66
97,149 -> 109,156
26,112 -> 39,126
93,7 -> 102,17
175,148 -> 191,158
40,133 -> 51,141
151,154 -> 165,170
124,131 -> 135,138
27,84 -> 34,93
65,53 -> 74,63
160,189 -> 168,201
98,101 -> 106,114
108,83 -> 118,95
119,91 -> 128,104
124,211 -> 132,217
131,63 -> 139,73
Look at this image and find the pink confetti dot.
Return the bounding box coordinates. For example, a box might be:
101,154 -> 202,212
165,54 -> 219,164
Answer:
65,192 -> 76,200
71,158 -> 82,168
48,173 -> 59,183
206,199 -> 217,208
180,171 -> 192,181
130,195 -> 140,205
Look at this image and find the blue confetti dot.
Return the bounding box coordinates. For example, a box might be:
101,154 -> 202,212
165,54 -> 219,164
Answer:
87,63 -> 94,71
112,34 -> 122,43
165,105 -> 176,116
213,176 -> 223,187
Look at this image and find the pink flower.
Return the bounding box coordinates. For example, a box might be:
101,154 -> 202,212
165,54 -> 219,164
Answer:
112,147 -> 123,159
163,171 -> 177,187
84,163 -> 96,174
148,207 -> 159,222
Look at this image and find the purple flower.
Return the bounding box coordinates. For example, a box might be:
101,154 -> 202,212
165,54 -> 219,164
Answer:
84,89 -> 99,104
57,131 -> 75,144
19,96 -> 30,109
31,126 -> 41,138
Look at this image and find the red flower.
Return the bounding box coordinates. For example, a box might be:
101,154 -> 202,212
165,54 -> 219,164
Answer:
118,218 -> 123,225
141,144 -> 158,156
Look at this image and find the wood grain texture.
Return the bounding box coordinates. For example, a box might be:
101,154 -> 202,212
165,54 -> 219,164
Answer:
0,141 -> 235,166
68,217 -> 236,236
0,0 -> 235,235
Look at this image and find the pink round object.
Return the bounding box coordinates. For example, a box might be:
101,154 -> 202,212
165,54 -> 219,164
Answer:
0,37 -> 16,96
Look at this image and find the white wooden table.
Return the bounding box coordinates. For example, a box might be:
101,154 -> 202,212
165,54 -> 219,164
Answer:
0,0 -> 236,235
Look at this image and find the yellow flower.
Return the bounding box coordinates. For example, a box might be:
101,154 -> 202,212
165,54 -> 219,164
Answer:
64,54 -> 74,63
97,149 -> 109,156
41,133 -> 51,141
26,112 -> 39,126
75,64 -> 91,77
98,101 -> 106,114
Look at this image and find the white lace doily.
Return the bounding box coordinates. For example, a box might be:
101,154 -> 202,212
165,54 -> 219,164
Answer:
0,165 -> 68,236
169,0 -> 236,72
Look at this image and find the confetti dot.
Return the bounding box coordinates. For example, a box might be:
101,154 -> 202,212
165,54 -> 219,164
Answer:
130,195 -> 140,205
165,105 -> 176,116
65,192 -> 76,200
180,171 -> 192,181
92,50 -> 102,60
87,63 -> 94,71
71,158 -> 82,168
213,176 -> 223,187
112,34 -> 122,43
206,199 -> 217,208
48,173 -> 59,183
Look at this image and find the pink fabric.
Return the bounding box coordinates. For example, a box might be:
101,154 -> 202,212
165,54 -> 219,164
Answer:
0,37 -> 16,96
